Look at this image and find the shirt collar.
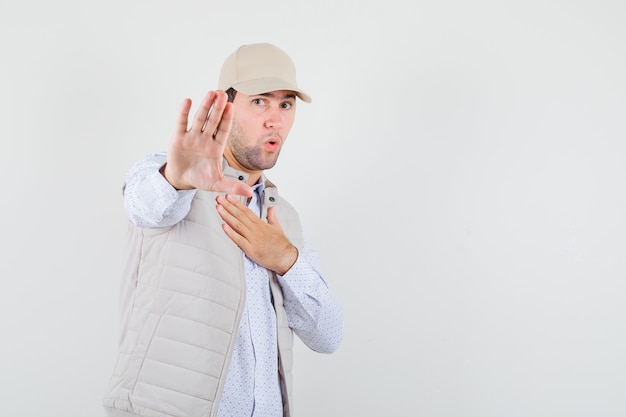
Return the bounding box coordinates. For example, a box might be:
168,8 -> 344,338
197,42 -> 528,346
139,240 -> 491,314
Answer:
222,157 -> 266,198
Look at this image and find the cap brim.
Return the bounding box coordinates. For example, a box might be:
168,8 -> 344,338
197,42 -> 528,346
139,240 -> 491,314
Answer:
231,77 -> 312,103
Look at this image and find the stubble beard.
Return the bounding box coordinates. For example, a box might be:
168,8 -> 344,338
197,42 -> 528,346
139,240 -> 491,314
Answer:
229,121 -> 281,171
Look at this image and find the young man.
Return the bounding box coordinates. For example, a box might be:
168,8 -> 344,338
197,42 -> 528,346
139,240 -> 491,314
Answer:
103,43 -> 343,417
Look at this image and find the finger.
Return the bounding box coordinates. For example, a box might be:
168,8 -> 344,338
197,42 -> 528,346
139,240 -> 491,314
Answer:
213,101 -> 234,143
216,199 -> 248,236
189,91 -> 217,132
220,222 -> 253,256
202,91 -> 228,134
217,194 -> 260,229
175,98 -> 192,134
217,194 -> 252,221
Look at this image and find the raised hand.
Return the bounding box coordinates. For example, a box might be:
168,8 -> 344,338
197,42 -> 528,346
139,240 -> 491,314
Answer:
162,90 -> 253,197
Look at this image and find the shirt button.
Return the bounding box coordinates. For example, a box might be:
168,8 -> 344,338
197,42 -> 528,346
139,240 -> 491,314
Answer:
269,196 -> 275,202
238,175 -> 244,181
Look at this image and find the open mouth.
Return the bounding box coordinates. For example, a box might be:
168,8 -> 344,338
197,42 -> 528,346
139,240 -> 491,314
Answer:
264,136 -> 281,151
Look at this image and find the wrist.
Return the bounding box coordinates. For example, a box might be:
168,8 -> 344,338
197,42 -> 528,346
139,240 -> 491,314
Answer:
276,245 -> 298,276
160,163 -> 192,191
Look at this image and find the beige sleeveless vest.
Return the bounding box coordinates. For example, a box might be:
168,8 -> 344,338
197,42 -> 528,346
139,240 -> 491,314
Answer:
104,173 -> 304,417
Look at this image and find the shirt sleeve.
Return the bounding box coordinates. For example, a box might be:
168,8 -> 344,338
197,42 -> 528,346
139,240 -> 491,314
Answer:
276,236 -> 344,354
123,152 -> 197,228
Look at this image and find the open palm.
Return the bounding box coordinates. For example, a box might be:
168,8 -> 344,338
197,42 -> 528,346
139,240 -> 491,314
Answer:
162,90 -> 252,197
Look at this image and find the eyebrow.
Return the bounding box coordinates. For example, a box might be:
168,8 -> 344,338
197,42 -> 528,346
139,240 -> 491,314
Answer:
258,92 -> 297,100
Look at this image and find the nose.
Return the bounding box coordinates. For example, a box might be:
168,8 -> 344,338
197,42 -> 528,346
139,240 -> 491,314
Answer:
264,108 -> 283,130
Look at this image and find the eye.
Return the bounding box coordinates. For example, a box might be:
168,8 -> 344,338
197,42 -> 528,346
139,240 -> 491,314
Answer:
281,101 -> 293,110
253,98 -> 267,106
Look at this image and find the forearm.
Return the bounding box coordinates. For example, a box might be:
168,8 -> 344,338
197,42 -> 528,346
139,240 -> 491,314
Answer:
277,248 -> 344,353
123,152 -> 196,228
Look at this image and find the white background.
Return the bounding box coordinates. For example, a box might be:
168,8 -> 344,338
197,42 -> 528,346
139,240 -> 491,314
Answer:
1,1 -> 625,416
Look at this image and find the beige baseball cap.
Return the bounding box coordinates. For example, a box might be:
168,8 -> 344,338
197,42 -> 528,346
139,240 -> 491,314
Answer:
218,43 -> 312,103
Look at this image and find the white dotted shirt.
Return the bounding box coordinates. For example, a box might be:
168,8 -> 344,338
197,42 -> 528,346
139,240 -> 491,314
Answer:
122,153 -> 344,417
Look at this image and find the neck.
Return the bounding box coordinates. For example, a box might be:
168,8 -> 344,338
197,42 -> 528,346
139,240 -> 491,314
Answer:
223,152 -> 263,187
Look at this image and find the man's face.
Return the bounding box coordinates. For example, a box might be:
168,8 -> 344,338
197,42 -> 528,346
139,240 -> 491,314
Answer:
225,90 -> 297,173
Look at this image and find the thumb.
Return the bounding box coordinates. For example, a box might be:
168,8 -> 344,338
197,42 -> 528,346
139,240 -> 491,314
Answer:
227,180 -> 254,198
267,206 -> 280,227
211,178 -> 253,197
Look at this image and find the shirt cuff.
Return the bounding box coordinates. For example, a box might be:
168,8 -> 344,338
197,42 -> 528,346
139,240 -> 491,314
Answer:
276,255 -> 329,304
147,168 -> 195,214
